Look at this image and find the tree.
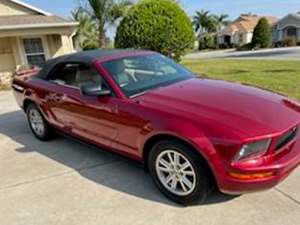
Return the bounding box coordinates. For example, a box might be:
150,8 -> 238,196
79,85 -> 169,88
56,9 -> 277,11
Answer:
193,10 -> 217,35
213,13 -> 230,31
115,0 -> 194,61
80,0 -> 132,48
252,17 -> 272,48
71,8 -> 99,50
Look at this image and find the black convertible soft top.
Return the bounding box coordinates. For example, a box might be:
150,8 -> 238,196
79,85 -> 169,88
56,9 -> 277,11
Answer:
37,49 -> 151,79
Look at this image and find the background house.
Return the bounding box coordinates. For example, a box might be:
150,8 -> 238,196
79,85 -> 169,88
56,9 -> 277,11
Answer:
273,12 -> 300,43
218,14 -> 278,47
0,0 -> 78,86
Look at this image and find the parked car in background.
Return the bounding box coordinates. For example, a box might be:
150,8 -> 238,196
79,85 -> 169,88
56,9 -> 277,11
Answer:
12,50 -> 300,205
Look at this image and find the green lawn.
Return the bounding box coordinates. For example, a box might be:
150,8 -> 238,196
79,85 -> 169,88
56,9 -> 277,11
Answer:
182,59 -> 300,100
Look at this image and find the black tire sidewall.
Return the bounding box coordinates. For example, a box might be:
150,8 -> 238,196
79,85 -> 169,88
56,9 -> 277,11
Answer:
148,140 -> 210,205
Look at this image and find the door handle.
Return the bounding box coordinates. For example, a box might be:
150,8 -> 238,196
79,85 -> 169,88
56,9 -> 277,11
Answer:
48,94 -> 65,102
53,94 -> 62,102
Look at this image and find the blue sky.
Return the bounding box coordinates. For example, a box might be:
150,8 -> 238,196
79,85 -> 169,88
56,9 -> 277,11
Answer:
23,0 -> 300,18
23,0 -> 300,38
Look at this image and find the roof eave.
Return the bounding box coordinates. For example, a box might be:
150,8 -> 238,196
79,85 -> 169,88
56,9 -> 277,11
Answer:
0,22 -> 79,31
8,0 -> 52,16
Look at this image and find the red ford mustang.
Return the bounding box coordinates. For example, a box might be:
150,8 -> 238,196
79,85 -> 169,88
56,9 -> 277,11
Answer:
12,50 -> 300,205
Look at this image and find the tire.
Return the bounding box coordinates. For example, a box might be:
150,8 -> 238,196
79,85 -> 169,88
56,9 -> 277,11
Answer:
26,103 -> 53,141
148,140 -> 211,205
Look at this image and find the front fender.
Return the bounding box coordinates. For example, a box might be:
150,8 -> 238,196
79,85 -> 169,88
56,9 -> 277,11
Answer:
140,119 -> 225,182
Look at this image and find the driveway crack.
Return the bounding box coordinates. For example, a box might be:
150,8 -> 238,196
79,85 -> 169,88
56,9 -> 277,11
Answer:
274,187 -> 300,206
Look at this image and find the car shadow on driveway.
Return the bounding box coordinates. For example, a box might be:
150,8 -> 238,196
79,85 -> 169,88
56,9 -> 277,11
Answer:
0,110 -> 238,207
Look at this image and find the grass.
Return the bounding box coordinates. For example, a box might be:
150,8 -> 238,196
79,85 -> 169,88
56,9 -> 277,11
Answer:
182,59 -> 300,100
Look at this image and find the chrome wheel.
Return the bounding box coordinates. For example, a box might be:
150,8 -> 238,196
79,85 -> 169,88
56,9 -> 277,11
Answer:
155,150 -> 196,196
29,108 -> 45,137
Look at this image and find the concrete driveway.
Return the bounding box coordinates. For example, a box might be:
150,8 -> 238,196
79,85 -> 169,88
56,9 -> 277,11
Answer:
186,46 -> 300,60
0,91 -> 299,225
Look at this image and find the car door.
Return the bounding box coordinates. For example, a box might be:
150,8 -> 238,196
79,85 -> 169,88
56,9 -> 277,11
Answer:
44,62 -> 119,148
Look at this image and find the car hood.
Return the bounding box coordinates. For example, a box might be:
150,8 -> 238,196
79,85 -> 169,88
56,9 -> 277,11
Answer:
135,78 -> 300,141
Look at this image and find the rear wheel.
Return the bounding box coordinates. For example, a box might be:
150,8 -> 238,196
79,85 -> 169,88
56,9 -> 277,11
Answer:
148,140 -> 211,205
26,103 -> 53,141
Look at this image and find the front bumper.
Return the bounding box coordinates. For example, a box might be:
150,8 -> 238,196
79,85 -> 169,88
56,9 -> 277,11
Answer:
217,135 -> 300,194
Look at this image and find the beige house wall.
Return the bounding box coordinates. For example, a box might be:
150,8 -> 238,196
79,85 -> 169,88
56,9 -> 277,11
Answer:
0,33 -> 75,86
47,34 -> 75,58
0,37 -> 15,87
0,0 -> 77,88
0,37 -> 15,73
1,34 -> 74,69
0,0 -> 37,16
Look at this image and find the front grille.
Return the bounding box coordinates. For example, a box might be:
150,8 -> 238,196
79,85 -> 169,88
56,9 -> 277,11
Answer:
275,126 -> 298,151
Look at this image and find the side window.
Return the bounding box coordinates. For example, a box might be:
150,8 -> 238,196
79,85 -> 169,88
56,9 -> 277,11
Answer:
49,64 -> 77,86
74,64 -> 102,87
49,63 -> 104,88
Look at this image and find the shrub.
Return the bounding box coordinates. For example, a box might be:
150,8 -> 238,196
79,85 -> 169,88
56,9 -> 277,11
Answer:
274,41 -> 283,48
115,0 -> 194,61
251,17 -> 272,48
218,43 -> 232,49
282,37 -> 297,47
237,43 -> 254,51
198,33 -> 217,50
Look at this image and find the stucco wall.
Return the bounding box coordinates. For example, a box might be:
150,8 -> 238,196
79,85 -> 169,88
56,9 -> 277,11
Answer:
244,32 -> 253,44
0,0 -> 37,16
0,37 -> 16,88
0,1 -> 76,88
0,37 -> 15,73
47,34 -> 75,58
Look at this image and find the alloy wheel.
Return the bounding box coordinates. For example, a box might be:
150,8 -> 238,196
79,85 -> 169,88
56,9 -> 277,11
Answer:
29,108 -> 45,137
155,150 -> 197,196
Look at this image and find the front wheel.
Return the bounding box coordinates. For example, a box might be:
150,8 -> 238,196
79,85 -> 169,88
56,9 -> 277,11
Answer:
26,103 -> 53,141
148,140 -> 211,205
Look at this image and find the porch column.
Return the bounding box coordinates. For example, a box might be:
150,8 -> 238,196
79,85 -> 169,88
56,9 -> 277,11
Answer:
10,37 -> 26,68
278,29 -> 283,41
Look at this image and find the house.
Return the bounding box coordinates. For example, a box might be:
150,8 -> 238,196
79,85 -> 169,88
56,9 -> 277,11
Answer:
217,14 -> 278,47
0,0 -> 78,86
273,12 -> 300,43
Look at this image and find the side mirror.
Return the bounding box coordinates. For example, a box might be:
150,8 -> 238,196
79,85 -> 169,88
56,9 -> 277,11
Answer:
80,83 -> 111,97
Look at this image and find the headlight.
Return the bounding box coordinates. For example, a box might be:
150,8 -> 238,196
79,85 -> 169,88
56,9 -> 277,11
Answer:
234,138 -> 271,161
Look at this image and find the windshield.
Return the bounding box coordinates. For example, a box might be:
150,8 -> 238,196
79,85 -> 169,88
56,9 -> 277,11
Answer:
102,54 -> 194,97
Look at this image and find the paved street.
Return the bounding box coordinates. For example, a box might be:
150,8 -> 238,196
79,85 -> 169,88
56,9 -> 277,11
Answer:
0,90 -> 299,225
186,47 -> 300,60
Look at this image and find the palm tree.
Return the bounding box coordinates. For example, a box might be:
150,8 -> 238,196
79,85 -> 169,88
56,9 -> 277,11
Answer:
193,10 -> 217,35
82,0 -> 132,48
213,13 -> 230,31
72,8 -> 99,50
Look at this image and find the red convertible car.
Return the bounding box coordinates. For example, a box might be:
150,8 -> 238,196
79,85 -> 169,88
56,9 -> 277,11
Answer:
12,50 -> 300,205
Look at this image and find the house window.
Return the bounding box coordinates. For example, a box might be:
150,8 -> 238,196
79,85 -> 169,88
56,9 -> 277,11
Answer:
286,27 -> 297,37
23,38 -> 46,67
